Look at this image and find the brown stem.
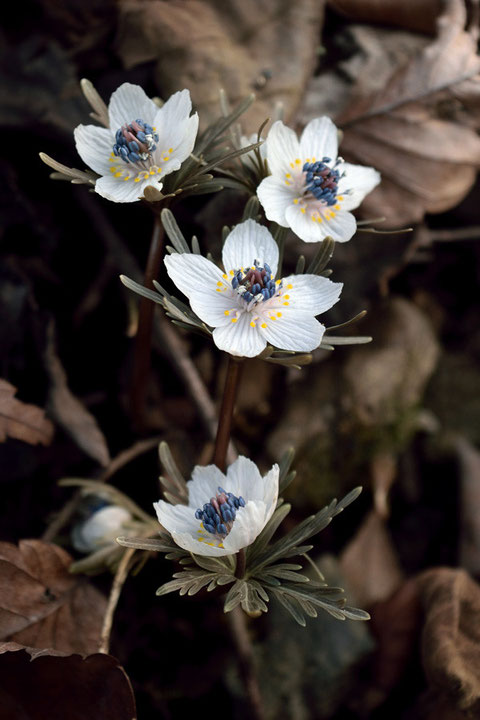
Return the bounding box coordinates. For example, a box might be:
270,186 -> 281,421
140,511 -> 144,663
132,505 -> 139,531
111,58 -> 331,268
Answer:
228,607 -> 266,720
213,355 -> 243,472
235,548 -> 246,579
98,547 -> 136,654
130,216 -> 165,427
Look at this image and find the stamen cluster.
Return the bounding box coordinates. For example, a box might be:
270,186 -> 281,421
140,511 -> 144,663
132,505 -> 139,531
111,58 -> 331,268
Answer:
231,260 -> 278,306
113,118 -> 159,164
194,487 -> 246,537
303,159 -> 341,206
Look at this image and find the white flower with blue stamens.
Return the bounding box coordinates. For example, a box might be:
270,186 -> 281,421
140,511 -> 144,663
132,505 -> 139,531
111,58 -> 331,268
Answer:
74,83 -> 199,203
164,219 -> 343,358
257,117 -> 381,243
154,457 -> 279,557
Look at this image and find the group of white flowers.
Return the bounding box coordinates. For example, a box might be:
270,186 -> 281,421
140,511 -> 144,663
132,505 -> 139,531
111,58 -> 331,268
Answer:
72,83 -> 379,560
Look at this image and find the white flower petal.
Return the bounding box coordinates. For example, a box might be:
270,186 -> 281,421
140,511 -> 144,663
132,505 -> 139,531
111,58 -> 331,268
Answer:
225,456 -> 263,500
187,465 -> 227,509
72,506 -> 131,553
108,83 -> 159,130
223,501 -> 268,553
154,500 -> 198,535
299,116 -> 338,163
157,113 -> 199,169
259,308 -> 325,352
283,274 -> 343,315
337,163 -> 381,211
222,219 -> 279,276
94,173 -> 162,203
321,210 -> 357,243
266,121 -> 301,176
213,311 -> 267,358
164,253 -> 237,326
74,124 -> 113,175
284,204 -> 330,243
257,175 -> 295,226
171,530 -> 231,557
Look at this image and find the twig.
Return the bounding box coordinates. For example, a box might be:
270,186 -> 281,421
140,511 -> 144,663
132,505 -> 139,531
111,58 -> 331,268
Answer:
98,547 -> 136,654
228,607 -> 266,720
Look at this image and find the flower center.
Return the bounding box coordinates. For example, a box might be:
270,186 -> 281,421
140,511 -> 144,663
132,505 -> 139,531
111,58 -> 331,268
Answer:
303,158 -> 342,206
113,118 -> 159,164
231,260 -> 280,307
195,487 -> 245,540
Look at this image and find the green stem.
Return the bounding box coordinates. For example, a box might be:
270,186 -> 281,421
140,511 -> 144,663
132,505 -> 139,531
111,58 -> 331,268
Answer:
129,216 -> 165,427
212,355 -> 244,472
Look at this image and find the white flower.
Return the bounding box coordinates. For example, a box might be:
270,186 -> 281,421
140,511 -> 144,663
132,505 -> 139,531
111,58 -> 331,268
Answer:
74,83 -> 199,203
257,117 -> 380,243
72,505 -> 133,553
154,457 -> 279,557
164,219 -> 343,358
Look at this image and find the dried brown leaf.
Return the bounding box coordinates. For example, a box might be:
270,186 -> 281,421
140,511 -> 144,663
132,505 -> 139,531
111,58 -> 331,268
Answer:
0,540 -> 106,655
328,0 -> 444,35
335,0 -> 480,225
340,510 -> 404,607
116,0 -> 324,131
416,567 -> 480,713
0,379 -> 54,446
44,323 -> 110,467
0,645 -> 136,720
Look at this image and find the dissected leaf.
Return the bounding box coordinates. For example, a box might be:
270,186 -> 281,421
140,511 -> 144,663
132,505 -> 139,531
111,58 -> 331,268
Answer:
44,323 -> 111,467
0,379 -> 54,446
0,645 -> 136,720
0,540 -> 106,654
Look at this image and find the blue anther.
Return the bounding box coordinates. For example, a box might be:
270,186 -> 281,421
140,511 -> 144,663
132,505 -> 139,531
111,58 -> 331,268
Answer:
261,288 -> 269,300
195,509 -> 203,519
231,276 -> 239,289
218,487 -> 226,494
128,141 -> 139,152
204,522 -> 216,534
264,263 -> 272,275
137,131 -> 146,142
129,152 -> 141,162
322,156 -> 331,163
252,283 -> 261,295
238,497 -> 246,507
243,291 -> 253,302
218,523 -> 227,535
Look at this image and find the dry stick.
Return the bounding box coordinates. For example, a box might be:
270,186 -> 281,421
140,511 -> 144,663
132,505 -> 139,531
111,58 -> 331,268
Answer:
130,216 -> 165,427
98,547 -> 136,654
228,607 -> 266,720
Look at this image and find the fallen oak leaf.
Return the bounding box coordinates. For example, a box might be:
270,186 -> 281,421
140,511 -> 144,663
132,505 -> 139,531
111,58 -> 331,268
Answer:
0,379 -> 54,446
0,540 -> 107,655
0,645 -> 136,720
